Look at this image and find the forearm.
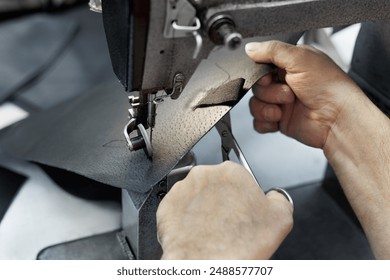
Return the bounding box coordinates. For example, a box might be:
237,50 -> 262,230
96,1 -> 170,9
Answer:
324,91 -> 390,259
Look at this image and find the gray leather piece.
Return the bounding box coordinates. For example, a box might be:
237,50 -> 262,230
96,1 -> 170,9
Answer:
1,34 -> 299,193
0,0 -> 82,13
0,14 -> 77,104
15,7 -> 116,111
194,79 -> 246,109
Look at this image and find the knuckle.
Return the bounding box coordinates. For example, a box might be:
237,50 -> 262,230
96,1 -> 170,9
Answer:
188,165 -> 206,177
267,40 -> 282,53
219,160 -> 240,172
263,106 -> 274,121
254,120 -> 273,133
277,85 -> 294,103
253,120 -> 264,133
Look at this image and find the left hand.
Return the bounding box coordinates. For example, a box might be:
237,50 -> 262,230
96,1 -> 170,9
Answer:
157,161 -> 294,259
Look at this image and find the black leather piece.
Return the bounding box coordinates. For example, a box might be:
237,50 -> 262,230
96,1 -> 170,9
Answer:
37,230 -> 128,260
273,182 -> 373,260
0,14 -> 77,104
1,34 -> 299,193
40,165 -> 121,202
350,22 -> 390,116
0,166 -> 26,222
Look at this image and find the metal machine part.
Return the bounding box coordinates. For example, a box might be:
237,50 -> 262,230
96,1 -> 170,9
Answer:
124,91 -> 170,158
164,0 -> 197,39
207,14 -> 242,50
164,0 -> 203,59
101,0 -> 390,159
103,0 -> 390,93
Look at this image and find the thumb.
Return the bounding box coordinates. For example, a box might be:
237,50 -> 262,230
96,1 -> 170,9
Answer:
245,41 -> 296,70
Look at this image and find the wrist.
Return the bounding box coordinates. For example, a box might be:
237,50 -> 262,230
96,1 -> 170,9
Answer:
160,239 -> 270,260
323,88 -> 389,167
323,89 -> 390,259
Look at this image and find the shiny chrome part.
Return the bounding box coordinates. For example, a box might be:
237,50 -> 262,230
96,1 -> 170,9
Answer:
147,93 -> 157,146
216,113 -> 261,189
147,93 -> 157,130
124,93 -> 153,158
224,31 -> 243,50
128,96 -> 140,107
192,30 -> 203,59
267,187 -> 294,208
170,73 -> 185,99
137,123 -> 153,158
88,0 -> 102,13
124,120 -> 153,158
207,14 -> 242,50
128,96 -> 140,118
164,0 -> 203,59
172,18 -> 203,59
172,17 -> 201,32
164,0 -> 197,38
124,118 -> 137,150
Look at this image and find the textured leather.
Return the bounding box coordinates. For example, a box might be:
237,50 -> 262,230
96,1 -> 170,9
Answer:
1,34 -> 299,193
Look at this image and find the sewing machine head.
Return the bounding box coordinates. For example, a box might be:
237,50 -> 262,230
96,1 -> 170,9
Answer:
100,0 -> 244,93
97,0 -> 255,158
93,0 -> 390,160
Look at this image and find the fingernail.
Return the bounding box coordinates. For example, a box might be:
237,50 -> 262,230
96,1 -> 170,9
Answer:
245,42 -> 258,53
264,122 -> 274,130
265,108 -> 274,120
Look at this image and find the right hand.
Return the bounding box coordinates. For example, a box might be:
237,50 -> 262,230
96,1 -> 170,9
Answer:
246,41 -> 365,149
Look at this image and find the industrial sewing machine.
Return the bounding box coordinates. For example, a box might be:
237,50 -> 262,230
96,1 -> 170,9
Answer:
85,0 -> 390,259
1,0 -> 389,260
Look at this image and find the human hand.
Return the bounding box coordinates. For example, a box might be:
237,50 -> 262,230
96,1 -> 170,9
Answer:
156,161 -> 293,260
246,40 -> 364,149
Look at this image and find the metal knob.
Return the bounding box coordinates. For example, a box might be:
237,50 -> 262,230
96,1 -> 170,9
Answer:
207,15 -> 242,50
